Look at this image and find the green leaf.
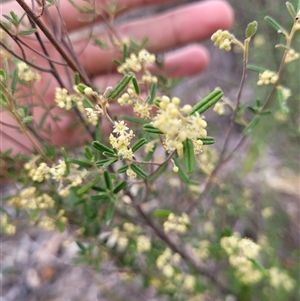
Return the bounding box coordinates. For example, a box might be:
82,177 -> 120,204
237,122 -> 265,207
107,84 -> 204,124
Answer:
121,115 -> 148,124
18,28 -> 37,36
122,43 -> 128,62
0,69 -> 6,79
103,170 -> 112,191
243,116 -> 260,135
148,82 -> 157,104
61,147 -> 70,176
113,59 -> 122,66
30,208 -> 40,221
132,138 -> 148,153
173,158 -> 190,184
23,116 -> 34,123
246,64 -> 266,73
286,2 -> 296,18
153,209 -> 172,218
117,165 -> 129,173
90,193 -> 110,202
199,136 -> 215,145
106,199 -> 116,225
247,106 -> 257,114
132,76 -> 140,95
245,21 -> 258,38
91,186 -> 106,192
11,67 -> 18,95
83,98 -> 93,108
92,141 -> 115,156
190,88 -> 223,115
148,162 -> 168,183
131,163 -> 147,179
56,220 -> 65,232
68,158 -> 93,168
264,16 -> 284,32
94,38 -> 107,49
77,175 -> 102,195
113,180 -> 127,194
183,138 -> 195,175
74,72 -> 80,85
143,123 -> 163,134
107,73 -> 133,100
76,241 -> 86,251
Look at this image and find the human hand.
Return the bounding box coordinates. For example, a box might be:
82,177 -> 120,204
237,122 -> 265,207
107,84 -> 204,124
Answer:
1,0 -> 233,153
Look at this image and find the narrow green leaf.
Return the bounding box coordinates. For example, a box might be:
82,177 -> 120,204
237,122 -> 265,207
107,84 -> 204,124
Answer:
190,88 -> 223,115
94,38 -> 107,49
18,29 -> 37,36
153,209 -> 172,218
106,200 -> 116,225
67,158 -> 93,168
148,162 -> 168,183
264,16 -> 284,32
132,138 -> 148,153
173,158 -> 190,184
23,116 -> 34,123
183,138 -> 195,175
117,165 -> 129,173
76,241 -> 86,251
76,83 -> 87,93
149,82 -> 157,104
84,146 -> 93,160
102,151 -> 117,158
92,141 -> 115,155
113,180 -> 127,194
56,220 -> 65,232
113,59 -> 122,66
77,175 -> 102,195
143,123 -> 163,134
243,116 -> 260,135
245,21 -> 258,38
246,64 -> 266,73
0,69 -> 5,78
199,136 -> 215,145
11,67 -> 18,95
61,147 -> 70,176
122,43 -> 128,62
90,193 -> 110,202
132,76 -> 140,95
91,186 -> 106,192
10,11 -> 19,23
108,73 -> 133,100
74,72 -> 80,85
104,170 -> 112,190
121,115 -> 148,124
83,98 -> 93,108
131,163 -> 147,179
286,2 -> 296,18
247,106 -> 257,114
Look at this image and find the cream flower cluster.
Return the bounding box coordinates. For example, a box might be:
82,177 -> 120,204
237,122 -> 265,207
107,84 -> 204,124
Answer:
109,120 -> 135,161
221,234 -> 262,284
152,96 -> 207,156
269,267 -> 295,292
163,212 -> 190,233
211,30 -> 234,51
257,70 -> 278,85
24,158 -> 87,196
284,48 -> 299,63
156,248 -> 181,278
117,49 -> 156,73
17,61 -> 41,82
102,222 -> 151,253
0,213 -> 16,235
8,187 -> 55,210
276,85 -> 292,101
35,209 -> 67,232
54,87 -> 72,110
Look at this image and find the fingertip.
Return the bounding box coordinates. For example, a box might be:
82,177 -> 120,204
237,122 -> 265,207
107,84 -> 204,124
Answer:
209,0 -> 235,30
164,45 -> 210,77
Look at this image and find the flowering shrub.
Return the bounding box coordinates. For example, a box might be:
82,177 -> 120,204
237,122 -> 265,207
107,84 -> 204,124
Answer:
1,1 -> 299,300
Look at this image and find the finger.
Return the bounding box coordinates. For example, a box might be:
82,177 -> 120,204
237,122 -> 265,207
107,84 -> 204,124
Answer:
92,44 -> 209,89
76,1 -> 233,75
48,0 -> 174,32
